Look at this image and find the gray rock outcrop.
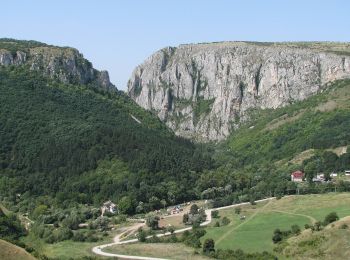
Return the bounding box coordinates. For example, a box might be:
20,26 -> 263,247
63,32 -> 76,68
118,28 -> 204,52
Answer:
128,42 -> 350,142
0,45 -> 115,90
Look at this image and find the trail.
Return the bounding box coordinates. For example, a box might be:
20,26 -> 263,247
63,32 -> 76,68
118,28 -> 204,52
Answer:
92,197 -> 276,260
272,209 -> 316,224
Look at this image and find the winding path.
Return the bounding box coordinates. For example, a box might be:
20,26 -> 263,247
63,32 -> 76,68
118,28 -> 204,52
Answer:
92,197 -> 276,260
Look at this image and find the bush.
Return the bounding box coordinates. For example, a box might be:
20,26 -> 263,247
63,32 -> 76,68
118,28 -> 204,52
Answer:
203,238 -> 215,254
291,224 -> 301,235
234,207 -> 241,215
211,210 -> 219,218
221,217 -> 230,226
324,212 -> 339,225
214,221 -> 220,227
304,224 -> 311,229
272,232 -> 282,244
72,231 -> 86,242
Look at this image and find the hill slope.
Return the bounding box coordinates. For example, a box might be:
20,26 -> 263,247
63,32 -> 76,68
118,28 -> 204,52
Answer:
0,41 -> 212,212
0,239 -> 36,260
214,79 -> 350,175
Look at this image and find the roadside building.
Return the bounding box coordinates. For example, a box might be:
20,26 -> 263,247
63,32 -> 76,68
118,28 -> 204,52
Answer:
291,171 -> 304,182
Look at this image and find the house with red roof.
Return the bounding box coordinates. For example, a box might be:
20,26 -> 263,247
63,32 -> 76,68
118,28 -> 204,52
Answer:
291,170 -> 304,182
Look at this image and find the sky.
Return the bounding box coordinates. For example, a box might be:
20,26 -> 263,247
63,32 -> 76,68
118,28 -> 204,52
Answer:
1,0 -> 349,90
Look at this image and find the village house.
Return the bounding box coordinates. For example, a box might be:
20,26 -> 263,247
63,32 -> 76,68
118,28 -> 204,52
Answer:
291,170 -> 304,182
101,200 -> 117,216
167,205 -> 183,215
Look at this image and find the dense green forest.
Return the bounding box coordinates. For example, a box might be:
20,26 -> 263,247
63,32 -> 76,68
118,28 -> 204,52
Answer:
0,65 -> 212,214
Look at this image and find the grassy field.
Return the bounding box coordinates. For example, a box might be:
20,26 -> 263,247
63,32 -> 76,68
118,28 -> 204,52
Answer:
202,193 -> 350,254
105,242 -> 210,260
0,239 -> 36,260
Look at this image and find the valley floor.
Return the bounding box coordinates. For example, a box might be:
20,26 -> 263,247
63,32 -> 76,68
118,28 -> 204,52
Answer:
98,193 -> 350,260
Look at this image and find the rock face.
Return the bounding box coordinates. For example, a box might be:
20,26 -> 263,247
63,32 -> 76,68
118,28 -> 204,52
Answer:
128,42 -> 350,142
0,44 -> 115,90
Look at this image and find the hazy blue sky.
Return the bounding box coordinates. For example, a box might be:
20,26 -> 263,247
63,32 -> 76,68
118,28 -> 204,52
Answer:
1,0 -> 349,90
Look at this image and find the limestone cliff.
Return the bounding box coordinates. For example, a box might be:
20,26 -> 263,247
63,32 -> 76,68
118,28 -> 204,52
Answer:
0,39 -> 115,90
128,42 -> 350,141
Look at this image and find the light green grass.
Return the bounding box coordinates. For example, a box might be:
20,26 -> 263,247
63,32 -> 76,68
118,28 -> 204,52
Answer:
203,193 -> 350,254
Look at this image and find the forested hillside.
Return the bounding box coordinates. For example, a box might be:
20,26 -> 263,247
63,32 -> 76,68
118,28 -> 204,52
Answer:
0,65 -> 212,213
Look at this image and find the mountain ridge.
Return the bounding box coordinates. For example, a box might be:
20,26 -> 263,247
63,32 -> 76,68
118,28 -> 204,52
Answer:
0,38 -> 115,91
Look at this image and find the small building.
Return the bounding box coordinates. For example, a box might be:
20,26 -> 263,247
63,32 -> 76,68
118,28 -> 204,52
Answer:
330,172 -> 338,177
291,170 -> 304,182
101,200 -> 117,216
345,170 -> 350,176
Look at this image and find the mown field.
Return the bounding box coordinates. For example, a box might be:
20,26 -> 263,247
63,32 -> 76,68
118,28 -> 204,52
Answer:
202,193 -> 350,254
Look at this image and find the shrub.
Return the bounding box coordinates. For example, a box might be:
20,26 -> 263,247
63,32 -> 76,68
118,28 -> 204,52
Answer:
221,217 -> 230,226
214,221 -> 220,227
167,226 -> 175,234
211,210 -> 219,218
291,224 -> 301,235
272,232 -> 282,244
234,207 -> 241,215
324,212 -> 339,225
203,238 -> 215,254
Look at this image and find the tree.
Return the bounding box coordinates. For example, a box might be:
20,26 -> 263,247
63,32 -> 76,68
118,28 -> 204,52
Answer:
146,214 -> 160,230
62,213 -> 80,230
148,196 -> 161,210
118,196 -> 135,215
31,205 -> 48,219
272,229 -> 282,243
324,212 -> 339,225
137,228 -> 146,242
304,161 -> 317,183
203,238 -> 215,254
183,213 -> 189,224
190,204 -> 199,215
160,199 -> 167,209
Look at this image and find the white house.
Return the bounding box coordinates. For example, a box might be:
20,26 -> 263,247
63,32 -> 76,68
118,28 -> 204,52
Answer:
101,200 -> 117,216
